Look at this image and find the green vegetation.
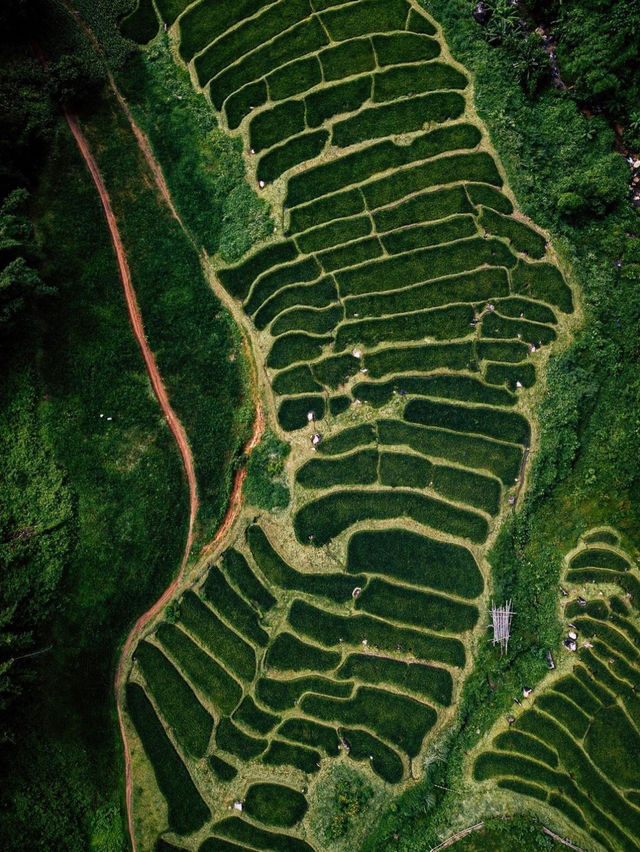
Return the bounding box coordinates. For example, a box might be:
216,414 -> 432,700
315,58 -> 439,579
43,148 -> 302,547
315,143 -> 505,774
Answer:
243,430 -> 291,512
209,754 -> 238,782
216,717 -> 267,760
265,632 -> 341,673
232,696 -> 278,735
203,566 -> 269,647
261,740 -> 322,774
126,683 -> 210,835
243,783 -> 308,828
277,718 -> 340,756
337,655 -> 453,706
313,765 -> 376,839
222,549 -> 276,613
211,817 -> 315,852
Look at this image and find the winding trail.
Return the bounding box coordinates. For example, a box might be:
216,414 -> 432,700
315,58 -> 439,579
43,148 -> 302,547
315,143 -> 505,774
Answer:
64,106 -> 263,851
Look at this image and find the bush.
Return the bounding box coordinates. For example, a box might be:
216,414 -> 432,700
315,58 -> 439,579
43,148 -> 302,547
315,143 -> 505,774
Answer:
317,235 -> 383,273
484,360 -> 536,389
342,728 -> 404,784
495,296 -> 557,324
311,352 -> 361,388
120,0 -> 158,45
373,184 -> 473,231
316,423 -> 377,456
248,99 -> 306,153
272,364 -> 322,396
242,429 -> 291,512
134,641 -> 213,758
288,188 -> 365,233
178,0 -> 265,61
218,241 -> 297,302
467,183 -> 514,214
208,754 -> 238,782
347,528 -> 483,598
126,683 -> 210,835
353,373 -> 516,409
493,729 -> 559,768
511,260 -> 573,313
381,215 -> 477,254
477,339 -> 531,363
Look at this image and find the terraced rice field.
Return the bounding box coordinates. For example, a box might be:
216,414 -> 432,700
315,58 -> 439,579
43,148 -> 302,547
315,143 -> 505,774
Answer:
120,1 -> 574,849
473,530 -> 640,852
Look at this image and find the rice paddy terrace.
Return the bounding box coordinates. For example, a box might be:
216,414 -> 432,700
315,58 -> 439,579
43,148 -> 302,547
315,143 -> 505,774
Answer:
473,530 -> 640,852
119,1 -> 575,849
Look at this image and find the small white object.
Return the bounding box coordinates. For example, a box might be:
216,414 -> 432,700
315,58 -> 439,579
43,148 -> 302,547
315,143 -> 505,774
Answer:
362,639 -> 368,646
250,148 -> 255,154
100,413 -> 104,418
568,630 -> 577,640
359,367 -> 368,373
530,344 -> 536,353
107,417 -> 113,421
515,380 -> 523,388
352,348 -> 362,359
259,180 -> 265,188
234,802 -> 243,812
353,312 -> 359,317
307,411 -> 315,422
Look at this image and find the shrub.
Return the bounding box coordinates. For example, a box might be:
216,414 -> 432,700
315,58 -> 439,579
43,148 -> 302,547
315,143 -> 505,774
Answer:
257,130 -> 329,183
404,398 -> 531,446
154,0 -> 191,26
203,566 -> 269,647
277,718 -> 340,756
473,751 -> 559,788
222,548 -> 276,613
243,429 -> 291,511
277,395 -> 326,431
320,37 -> 376,81
179,591 -> 256,682
268,54 -> 323,101
156,623 -> 242,715
356,577 -> 479,633
296,215 -> 372,254
232,696 -> 278,735
134,642 -> 213,758
496,778 -> 548,802
377,418 -> 523,484
246,524 -> 366,602
265,632 -> 341,673
535,692 -> 591,739
301,685 -> 436,758
216,717 -> 267,760
126,684 -> 210,835
406,8 -> 437,35
262,740 -> 322,774
337,654 -> 453,706
570,547 -> 632,572
347,528 -> 482,598
296,449 -> 379,489
288,599 -> 466,667
584,706 -> 640,791
243,783 -> 308,828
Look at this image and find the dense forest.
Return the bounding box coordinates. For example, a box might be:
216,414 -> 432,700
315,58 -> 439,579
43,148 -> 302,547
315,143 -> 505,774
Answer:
0,0 -> 639,848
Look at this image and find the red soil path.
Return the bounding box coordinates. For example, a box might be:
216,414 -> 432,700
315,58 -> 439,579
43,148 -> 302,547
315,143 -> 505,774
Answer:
64,108 -> 263,850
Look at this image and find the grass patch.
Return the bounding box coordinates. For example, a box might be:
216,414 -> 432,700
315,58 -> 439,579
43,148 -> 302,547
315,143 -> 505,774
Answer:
134,642 -> 213,759
278,718 -> 340,756
257,130 -> 329,183
364,341 -> 474,378
232,696 -> 278,735
296,449 -> 379,489
271,304 -> 344,336
243,783 -> 308,828
156,623 -> 242,716
278,395 -> 326,431
267,332 -> 332,371
334,305 -> 475,350
256,675 -> 353,712
288,600 -> 466,668
223,79 -> 268,130
216,717 -> 267,760
268,54 -> 323,101
222,548 -> 276,613
320,0 -> 409,41
347,528 -> 483,598
126,683 -> 210,835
